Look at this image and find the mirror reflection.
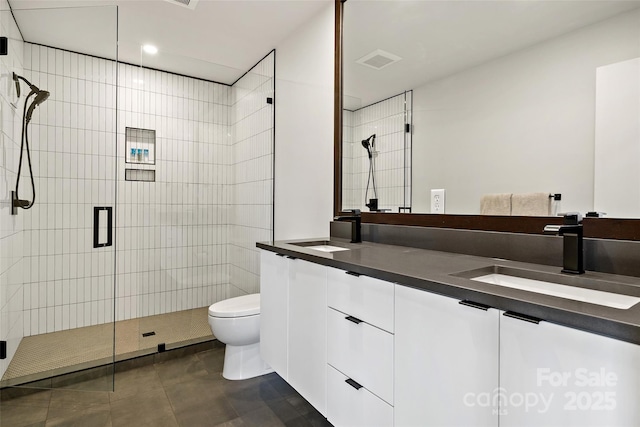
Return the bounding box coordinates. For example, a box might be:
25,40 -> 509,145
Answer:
342,1 -> 640,218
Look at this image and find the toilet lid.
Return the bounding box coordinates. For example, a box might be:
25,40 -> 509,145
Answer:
208,294 -> 260,318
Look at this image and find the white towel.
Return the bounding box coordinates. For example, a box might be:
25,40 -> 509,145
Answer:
511,192 -> 551,216
480,193 -> 512,215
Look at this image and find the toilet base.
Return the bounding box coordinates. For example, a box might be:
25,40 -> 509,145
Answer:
222,342 -> 273,380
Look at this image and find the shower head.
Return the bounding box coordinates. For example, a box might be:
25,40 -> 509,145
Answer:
13,72 -> 50,123
361,134 -> 376,159
25,90 -> 50,124
34,89 -> 50,104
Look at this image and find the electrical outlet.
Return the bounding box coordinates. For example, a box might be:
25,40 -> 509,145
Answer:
431,189 -> 445,213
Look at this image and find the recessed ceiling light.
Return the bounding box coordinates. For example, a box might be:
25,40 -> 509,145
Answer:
142,44 -> 158,55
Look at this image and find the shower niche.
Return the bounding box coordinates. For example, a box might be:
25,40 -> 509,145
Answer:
126,127 -> 156,165
125,127 -> 156,182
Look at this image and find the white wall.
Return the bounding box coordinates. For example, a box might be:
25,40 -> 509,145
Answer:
594,57 -> 640,218
0,0 -> 25,379
274,2 -> 334,240
412,9 -> 640,215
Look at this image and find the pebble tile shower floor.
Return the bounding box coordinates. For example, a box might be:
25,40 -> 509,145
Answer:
0,341 -> 332,427
2,308 -> 212,387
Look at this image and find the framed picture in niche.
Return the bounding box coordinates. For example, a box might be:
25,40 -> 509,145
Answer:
125,127 -> 156,165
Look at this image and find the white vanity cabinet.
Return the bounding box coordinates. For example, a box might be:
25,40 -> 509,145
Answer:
260,250 -> 289,379
259,250 -> 328,415
261,247 -> 640,427
394,285 -> 500,427
326,268 -> 395,427
500,312 -> 640,427
287,257 -> 328,416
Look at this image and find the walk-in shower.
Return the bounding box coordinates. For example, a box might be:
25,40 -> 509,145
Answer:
0,2 -> 275,393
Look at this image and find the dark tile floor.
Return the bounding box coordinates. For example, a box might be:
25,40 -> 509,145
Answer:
0,343 -> 332,427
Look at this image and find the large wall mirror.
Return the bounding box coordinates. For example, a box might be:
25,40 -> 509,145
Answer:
338,0 -> 640,224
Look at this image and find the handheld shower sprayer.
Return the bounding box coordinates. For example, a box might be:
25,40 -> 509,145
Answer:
11,72 -> 50,214
361,134 -> 378,210
26,90 -> 50,123
361,134 -> 375,159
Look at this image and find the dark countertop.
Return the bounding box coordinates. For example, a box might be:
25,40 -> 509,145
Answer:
257,238 -> 640,346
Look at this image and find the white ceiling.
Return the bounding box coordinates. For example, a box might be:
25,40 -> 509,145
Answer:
344,0 -> 640,110
10,0 -> 330,84
10,1 -> 640,98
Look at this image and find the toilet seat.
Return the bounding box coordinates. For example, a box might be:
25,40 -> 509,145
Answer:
208,294 -> 260,318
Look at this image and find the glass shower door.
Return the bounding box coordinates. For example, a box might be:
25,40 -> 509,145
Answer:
0,4 -> 118,391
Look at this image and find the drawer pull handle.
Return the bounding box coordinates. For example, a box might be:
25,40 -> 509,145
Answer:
345,271 -> 361,277
503,311 -> 542,324
286,256 -> 297,260
345,315 -> 363,324
345,378 -> 363,390
275,253 -> 286,257
459,300 -> 491,311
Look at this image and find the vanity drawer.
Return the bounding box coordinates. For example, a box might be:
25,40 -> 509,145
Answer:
327,267 -> 394,332
327,307 -> 394,405
327,365 -> 393,427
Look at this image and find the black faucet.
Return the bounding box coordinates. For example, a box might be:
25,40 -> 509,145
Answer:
543,213 -> 584,274
334,209 -> 362,243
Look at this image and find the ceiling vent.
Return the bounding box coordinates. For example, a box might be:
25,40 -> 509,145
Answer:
356,49 -> 402,70
164,0 -> 199,10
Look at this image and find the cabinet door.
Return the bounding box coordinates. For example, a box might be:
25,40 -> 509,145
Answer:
500,313 -> 640,427
259,250 -> 288,379
395,285 -> 499,427
288,258 -> 327,415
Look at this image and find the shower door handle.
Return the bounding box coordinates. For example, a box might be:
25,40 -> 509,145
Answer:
93,206 -> 113,248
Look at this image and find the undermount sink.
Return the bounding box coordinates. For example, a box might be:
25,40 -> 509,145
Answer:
290,240 -> 350,253
306,245 -> 350,253
454,266 -> 640,310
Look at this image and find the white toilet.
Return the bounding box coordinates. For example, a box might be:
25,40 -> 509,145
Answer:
208,293 -> 272,380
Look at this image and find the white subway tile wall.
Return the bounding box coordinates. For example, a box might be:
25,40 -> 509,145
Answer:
229,51 -> 274,297
22,43 -> 118,334
0,0 -> 25,378
115,62 -> 232,321
343,92 -> 412,212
